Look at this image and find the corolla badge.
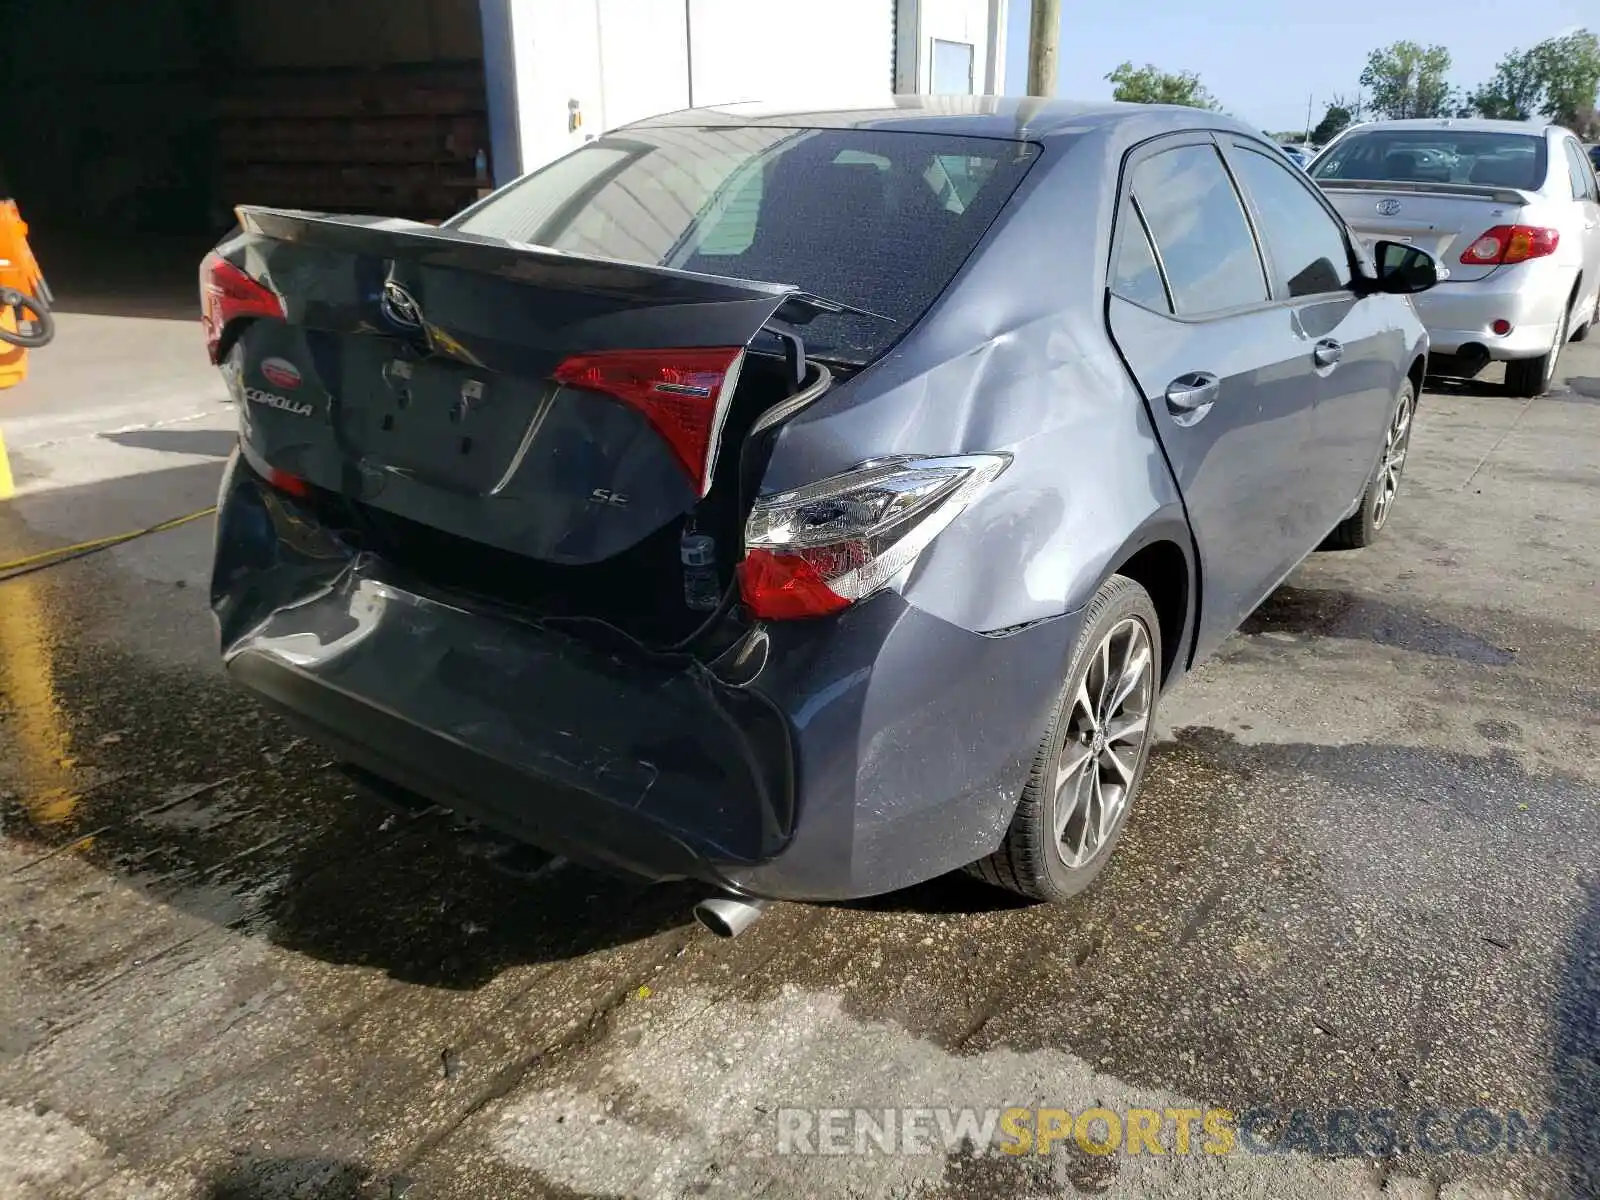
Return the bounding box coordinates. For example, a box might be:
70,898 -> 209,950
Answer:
245,387 -> 313,417
1375,198 -> 1403,216
381,280 -> 423,329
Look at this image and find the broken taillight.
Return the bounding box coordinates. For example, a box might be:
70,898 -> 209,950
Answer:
200,253 -> 286,363
737,454 -> 1011,620
553,347 -> 745,495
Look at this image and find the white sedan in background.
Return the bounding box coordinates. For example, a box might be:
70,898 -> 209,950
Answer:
1310,118 -> 1600,396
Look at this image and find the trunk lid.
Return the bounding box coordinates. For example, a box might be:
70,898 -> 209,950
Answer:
1316,180 -> 1536,284
220,206 -> 804,567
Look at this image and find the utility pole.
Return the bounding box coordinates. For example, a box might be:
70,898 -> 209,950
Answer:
1303,93 -> 1314,144
1026,0 -> 1061,97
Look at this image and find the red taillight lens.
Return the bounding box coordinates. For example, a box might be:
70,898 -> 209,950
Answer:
553,348 -> 744,494
738,455 -> 1011,621
1459,225 -> 1559,266
265,467 -> 310,498
200,252 -> 286,364
736,549 -> 852,620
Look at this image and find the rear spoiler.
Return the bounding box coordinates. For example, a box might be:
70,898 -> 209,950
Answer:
235,206 -> 883,328
1314,180 -> 1535,207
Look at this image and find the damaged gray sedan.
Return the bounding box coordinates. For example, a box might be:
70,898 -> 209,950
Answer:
204,98 -> 1434,917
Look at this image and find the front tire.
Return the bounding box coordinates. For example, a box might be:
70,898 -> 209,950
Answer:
1324,378 -> 1415,550
969,575 -> 1161,903
1504,300 -> 1570,397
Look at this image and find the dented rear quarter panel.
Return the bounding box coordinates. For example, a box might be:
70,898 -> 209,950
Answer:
762,120 -> 1194,645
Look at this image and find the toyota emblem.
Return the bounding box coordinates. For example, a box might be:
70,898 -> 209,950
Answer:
381,280 -> 423,329
1375,198 -> 1403,216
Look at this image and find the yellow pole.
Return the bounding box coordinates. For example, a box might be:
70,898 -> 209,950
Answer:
0,571 -> 79,828
0,424 -> 13,500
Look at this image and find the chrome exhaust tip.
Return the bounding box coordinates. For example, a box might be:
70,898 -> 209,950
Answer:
693,894 -> 769,938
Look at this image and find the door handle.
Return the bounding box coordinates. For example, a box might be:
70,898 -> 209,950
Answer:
1313,338 -> 1344,368
1164,372 -> 1219,424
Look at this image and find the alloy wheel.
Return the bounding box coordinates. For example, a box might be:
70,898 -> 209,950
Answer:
1054,617 -> 1154,869
1372,391 -> 1413,531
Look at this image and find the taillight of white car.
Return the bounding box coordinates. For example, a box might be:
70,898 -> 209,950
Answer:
737,454 -> 1011,620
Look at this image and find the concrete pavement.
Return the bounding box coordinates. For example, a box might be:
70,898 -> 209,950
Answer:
0,312 -> 1596,1199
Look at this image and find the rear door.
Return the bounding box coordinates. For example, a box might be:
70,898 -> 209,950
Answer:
1106,135 -> 1323,660
1221,136 -> 1404,524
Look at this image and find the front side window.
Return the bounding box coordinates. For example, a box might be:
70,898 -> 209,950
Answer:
451,126 -> 1040,363
1230,145 -> 1353,297
1132,144 -> 1268,315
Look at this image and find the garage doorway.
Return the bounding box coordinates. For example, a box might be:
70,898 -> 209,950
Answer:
0,0 -> 492,313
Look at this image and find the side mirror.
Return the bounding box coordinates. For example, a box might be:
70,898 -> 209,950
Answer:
1372,240 -> 1438,294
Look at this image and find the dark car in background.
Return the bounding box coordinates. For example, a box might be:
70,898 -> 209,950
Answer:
203,98 -> 1434,916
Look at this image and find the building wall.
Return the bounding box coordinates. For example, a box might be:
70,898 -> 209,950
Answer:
686,0 -> 896,111
490,0 -> 1005,182
897,0 -> 1005,95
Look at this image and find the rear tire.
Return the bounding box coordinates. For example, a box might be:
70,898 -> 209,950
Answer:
1323,378 -> 1415,550
1505,299 -> 1571,397
968,575 -> 1161,903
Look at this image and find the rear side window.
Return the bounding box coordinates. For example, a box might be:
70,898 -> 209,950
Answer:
1563,139 -> 1597,201
1312,130 -> 1546,191
1131,144 -> 1268,315
1111,199 -> 1170,311
451,127 -> 1040,363
1229,145 -> 1353,297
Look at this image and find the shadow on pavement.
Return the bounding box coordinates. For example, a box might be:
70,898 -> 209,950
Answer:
1562,375 -> 1600,403
1424,374 -> 1509,400
1239,584 -> 1516,664
841,870 -> 1035,915
0,461 -> 690,992
100,427 -> 239,458
204,1154 -> 364,1200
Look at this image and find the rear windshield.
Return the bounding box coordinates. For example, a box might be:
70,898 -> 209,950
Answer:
449,127 -> 1040,363
1311,130 -> 1546,191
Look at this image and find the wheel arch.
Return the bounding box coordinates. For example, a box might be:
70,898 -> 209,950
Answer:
1102,518 -> 1197,689
1407,353 -> 1426,401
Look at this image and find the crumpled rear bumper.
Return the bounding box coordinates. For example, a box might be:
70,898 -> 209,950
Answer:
212,453 -> 1077,900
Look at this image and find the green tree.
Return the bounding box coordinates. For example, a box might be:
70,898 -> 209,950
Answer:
1471,48 -> 1544,119
1469,31 -> 1599,130
1359,42 -> 1454,119
1106,62 -> 1222,110
1533,29 -> 1600,129
1310,103 -> 1353,144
